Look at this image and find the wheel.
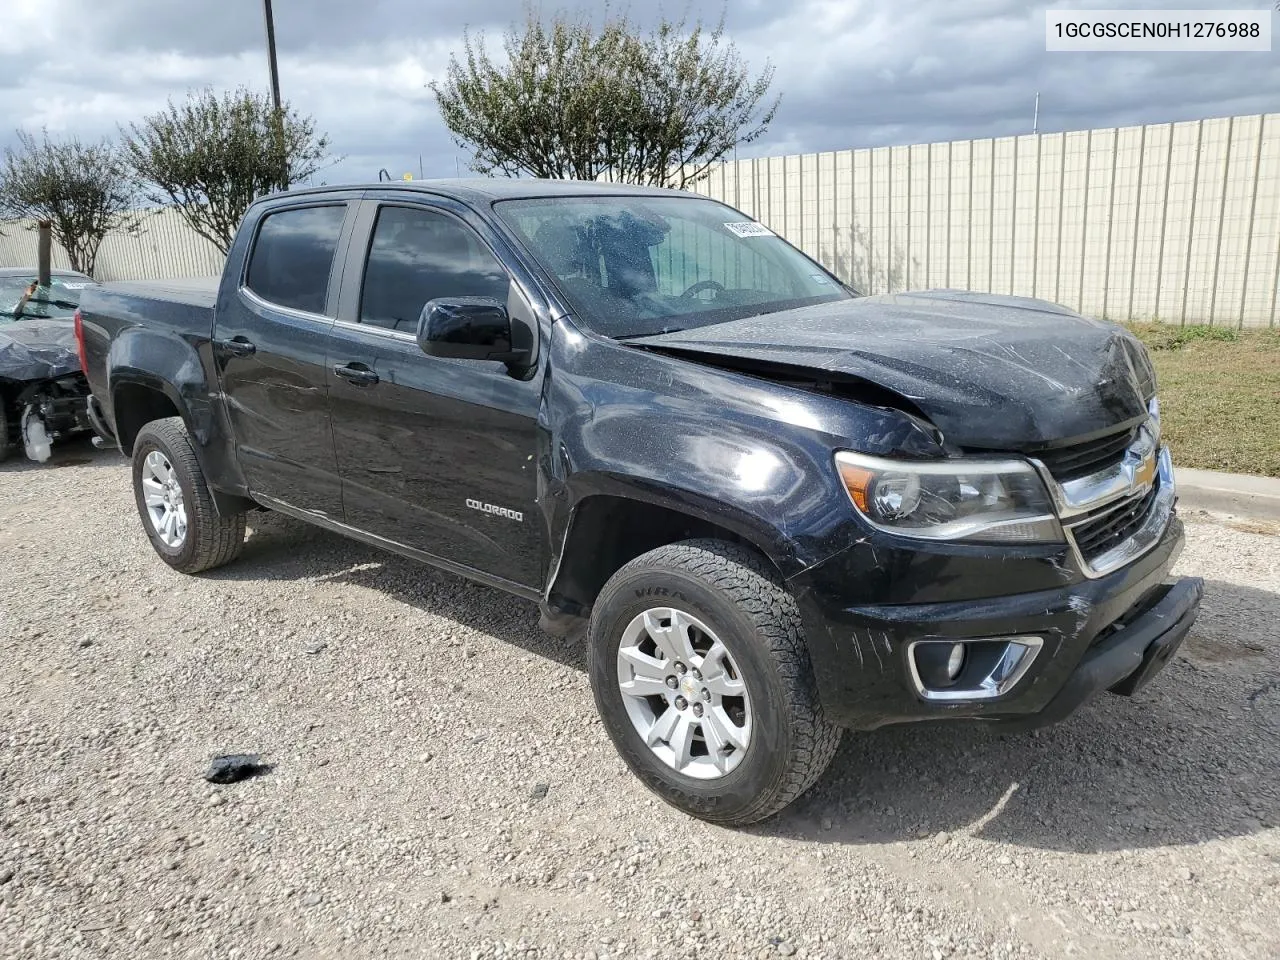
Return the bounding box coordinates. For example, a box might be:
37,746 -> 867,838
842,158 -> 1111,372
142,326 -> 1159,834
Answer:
131,417 -> 246,573
588,539 -> 842,826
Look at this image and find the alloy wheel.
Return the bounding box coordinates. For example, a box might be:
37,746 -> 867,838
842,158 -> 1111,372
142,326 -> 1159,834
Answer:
615,607 -> 752,780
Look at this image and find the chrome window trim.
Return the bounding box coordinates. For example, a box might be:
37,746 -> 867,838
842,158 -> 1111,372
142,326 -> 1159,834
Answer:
238,285 -> 336,326
332,316 -> 416,343
906,636 -> 1045,702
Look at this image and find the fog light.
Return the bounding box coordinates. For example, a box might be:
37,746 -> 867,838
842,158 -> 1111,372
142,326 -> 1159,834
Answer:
911,640 -> 967,689
907,636 -> 1045,702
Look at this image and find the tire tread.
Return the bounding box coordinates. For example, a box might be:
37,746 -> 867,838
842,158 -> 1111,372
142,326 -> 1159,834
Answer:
134,417 -> 245,573
599,538 -> 842,825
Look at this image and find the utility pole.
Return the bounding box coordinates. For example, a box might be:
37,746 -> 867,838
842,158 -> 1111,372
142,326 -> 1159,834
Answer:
262,0 -> 288,192
1032,91 -> 1040,135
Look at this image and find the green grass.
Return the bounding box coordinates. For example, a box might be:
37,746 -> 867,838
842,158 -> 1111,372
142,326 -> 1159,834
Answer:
1127,323 -> 1280,478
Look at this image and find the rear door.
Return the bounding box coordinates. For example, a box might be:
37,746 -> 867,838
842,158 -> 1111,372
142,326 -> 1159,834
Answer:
215,197 -> 360,518
326,195 -> 547,588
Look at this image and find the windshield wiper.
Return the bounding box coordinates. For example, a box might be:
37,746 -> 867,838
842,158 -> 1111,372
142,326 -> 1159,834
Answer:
14,298 -> 79,317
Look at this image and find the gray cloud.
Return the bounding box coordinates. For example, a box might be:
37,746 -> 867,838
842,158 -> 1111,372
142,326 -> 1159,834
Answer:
0,0 -> 1274,188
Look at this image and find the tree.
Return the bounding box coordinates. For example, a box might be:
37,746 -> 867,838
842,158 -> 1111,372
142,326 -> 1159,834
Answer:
123,88 -> 333,254
0,130 -> 138,277
431,10 -> 779,188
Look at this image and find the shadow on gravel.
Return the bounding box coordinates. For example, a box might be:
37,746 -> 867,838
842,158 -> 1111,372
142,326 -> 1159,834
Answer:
760,577 -> 1280,854
200,511 -> 1279,854
202,510 -> 580,670
0,434 -> 118,473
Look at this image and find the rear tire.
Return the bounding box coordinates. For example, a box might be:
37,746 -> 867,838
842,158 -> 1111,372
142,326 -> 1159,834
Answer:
131,417 -> 245,573
588,539 -> 841,826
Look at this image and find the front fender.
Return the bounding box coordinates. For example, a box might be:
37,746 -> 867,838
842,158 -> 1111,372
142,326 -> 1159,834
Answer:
543,319 -> 943,579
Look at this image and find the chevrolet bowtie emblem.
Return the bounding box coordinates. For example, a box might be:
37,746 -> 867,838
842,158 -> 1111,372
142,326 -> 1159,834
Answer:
1134,450 -> 1157,488
1124,424 -> 1159,491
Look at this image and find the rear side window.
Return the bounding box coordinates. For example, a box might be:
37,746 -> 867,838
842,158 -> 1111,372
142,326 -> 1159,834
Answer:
360,206 -> 509,332
245,205 -> 347,314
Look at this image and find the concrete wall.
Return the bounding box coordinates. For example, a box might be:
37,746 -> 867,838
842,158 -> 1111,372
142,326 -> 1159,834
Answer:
687,113 -> 1280,327
3,112 -> 1277,326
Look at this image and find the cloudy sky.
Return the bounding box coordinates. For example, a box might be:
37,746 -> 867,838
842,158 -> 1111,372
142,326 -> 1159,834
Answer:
2,0 -> 1277,184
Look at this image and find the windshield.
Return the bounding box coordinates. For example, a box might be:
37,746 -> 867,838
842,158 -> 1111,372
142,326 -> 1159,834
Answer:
0,276 -> 95,322
495,195 -> 853,338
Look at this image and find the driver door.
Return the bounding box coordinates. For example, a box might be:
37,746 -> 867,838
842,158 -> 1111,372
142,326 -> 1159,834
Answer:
325,197 -> 546,588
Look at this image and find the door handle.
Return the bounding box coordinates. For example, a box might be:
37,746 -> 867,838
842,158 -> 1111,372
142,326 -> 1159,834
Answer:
214,337 -> 256,358
333,363 -> 379,386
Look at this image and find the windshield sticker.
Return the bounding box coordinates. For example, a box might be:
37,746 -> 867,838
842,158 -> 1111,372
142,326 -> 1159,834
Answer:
809,274 -> 832,285
724,221 -> 774,238
58,282 -> 90,289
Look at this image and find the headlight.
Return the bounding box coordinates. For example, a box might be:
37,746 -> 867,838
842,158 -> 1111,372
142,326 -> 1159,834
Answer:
834,451 -> 1063,543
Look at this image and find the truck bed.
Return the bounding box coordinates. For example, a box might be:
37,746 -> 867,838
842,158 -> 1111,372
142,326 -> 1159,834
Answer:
78,277 -> 223,424
101,277 -> 219,310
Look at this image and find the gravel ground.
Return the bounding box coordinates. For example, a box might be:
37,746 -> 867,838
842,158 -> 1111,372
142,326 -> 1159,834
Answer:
2,439 -> 1278,960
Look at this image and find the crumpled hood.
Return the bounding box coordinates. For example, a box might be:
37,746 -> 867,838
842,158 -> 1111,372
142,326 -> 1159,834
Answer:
0,317 -> 81,382
630,290 -> 1156,450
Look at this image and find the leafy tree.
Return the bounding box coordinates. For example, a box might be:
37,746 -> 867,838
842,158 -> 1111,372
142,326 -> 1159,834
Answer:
123,88 -> 333,254
431,10 -> 778,188
0,130 -> 138,277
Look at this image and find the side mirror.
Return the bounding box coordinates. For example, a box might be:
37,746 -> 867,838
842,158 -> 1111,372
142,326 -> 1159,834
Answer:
416,297 -> 529,365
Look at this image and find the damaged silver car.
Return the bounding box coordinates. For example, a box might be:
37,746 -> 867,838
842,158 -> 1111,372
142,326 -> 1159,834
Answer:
0,268 -> 98,463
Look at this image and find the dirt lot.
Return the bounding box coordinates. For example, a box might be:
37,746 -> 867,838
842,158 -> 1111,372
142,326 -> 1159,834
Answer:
2,440 -> 1278,960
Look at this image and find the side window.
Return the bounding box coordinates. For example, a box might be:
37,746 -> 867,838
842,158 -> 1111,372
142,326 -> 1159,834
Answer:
360,206 -> 510,332
245,205 -> 347,314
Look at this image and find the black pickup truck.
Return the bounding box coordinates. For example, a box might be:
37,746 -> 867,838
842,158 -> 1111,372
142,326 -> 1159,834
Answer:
78,180 -> 1202,825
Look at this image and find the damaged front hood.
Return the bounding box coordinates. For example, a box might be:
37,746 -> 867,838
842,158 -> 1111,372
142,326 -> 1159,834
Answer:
0,318 -> 81,382
630,290 -> 1156,450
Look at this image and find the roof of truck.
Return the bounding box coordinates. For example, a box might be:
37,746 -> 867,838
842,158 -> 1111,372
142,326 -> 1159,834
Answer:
266,178 -> 703,205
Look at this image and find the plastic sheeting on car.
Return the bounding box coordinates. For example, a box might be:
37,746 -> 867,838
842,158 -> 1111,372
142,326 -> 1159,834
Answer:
0,318 -> 80,382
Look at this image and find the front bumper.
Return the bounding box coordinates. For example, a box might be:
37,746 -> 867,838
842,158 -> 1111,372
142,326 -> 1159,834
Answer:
789,511 -> 1199,731
999,575 -> 1202,731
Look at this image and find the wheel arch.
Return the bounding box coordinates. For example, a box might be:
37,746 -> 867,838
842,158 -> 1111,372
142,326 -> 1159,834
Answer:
111,378 -> 185,455
114,381 -> 253,518
545,490 -> 792,617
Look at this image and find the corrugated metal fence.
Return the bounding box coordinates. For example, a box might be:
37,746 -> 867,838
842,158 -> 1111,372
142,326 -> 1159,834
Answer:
687,113 -> 1280,328
0,207 -> 224,281
2,112 -> 1278,326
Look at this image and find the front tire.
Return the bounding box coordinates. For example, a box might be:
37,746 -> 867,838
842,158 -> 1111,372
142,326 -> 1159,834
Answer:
588,539 -> 841,826
131,417 -> 245,574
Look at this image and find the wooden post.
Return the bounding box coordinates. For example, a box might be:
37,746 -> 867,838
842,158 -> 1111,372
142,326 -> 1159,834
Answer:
37,220 -> 52,286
